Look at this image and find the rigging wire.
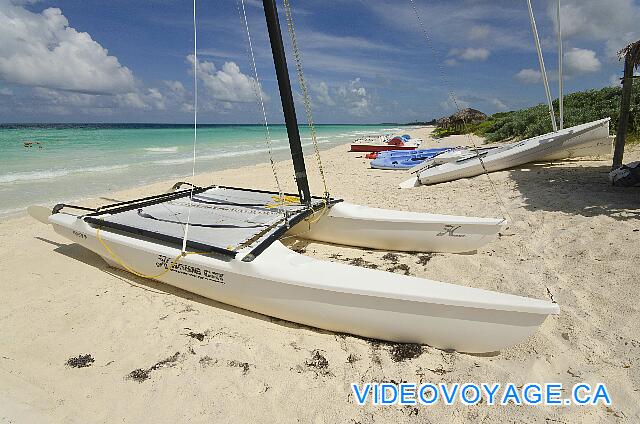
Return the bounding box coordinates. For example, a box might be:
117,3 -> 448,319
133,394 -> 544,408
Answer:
526,0 -> 557,132
408,0 -> 513,223
181,0 -> 199,253
236,0 -> 289,222
409,0 -> 562,302
557,0 -> 564,130
282,0 -> 330,200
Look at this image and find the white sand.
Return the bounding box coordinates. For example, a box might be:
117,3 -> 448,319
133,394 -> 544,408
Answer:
1,128 -> 639,423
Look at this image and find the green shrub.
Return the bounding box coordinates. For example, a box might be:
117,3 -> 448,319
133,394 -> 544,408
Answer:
481,85 -> 639,142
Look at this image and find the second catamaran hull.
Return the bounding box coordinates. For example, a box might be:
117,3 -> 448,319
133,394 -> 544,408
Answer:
298,202 -> 506,253
47,212 -> 557,353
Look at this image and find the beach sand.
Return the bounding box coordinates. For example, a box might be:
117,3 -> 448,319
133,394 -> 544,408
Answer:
1,127 -> 639,423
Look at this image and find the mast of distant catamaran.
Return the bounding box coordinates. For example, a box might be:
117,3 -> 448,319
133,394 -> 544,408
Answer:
526,0 -> 558,132
262,0 -> 311,205
557,0 -> 564,130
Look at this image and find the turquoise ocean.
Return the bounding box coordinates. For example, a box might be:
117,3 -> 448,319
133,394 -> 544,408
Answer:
0,124 -> 400,218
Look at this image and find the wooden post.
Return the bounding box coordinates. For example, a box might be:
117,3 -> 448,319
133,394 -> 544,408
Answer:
613,53 -> 634,169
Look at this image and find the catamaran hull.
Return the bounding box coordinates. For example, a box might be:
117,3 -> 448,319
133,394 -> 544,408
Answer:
416,119 -> 610,186
48,212 -> 557,353
298,202 -> 506,253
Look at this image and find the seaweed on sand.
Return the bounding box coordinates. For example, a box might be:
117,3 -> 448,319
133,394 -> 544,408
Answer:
389,343 -> 423,363
65,354 -> 95,368
126,352 -> 181,383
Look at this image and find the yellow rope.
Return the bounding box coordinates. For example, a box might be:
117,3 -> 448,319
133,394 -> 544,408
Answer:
306,199 -> 329,224
265,194 -> 301,208
265,194 -> 328,224
95,227 -> 204,280
283,0 -> 330,199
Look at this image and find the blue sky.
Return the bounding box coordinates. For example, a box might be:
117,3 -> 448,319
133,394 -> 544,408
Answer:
0,0 -> 638,123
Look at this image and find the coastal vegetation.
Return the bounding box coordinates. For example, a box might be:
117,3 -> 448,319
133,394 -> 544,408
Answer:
433,85 -> 640,144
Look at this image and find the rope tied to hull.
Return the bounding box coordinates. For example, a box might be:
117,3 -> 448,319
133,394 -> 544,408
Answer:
96,226 -> 205,279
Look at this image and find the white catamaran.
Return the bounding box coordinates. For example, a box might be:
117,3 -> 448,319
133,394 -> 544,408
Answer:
401,0 -> 612,188
28,0 -> 559,353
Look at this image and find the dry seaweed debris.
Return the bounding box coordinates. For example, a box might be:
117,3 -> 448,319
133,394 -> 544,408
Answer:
126,351 -> 181,383
65,354 -> 95,368
184,329 -> 206,341
382,252 -> 399,263
348,257 -> 379,269
199,356 -> 216,367
297,349 -> 333,377
228,360 -> 252,375
389,343 -> 423,362
347,353 -> 359,364
387,264 -> 411,275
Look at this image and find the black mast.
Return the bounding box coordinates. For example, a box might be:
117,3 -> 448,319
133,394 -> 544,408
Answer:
262,0 -> 311,205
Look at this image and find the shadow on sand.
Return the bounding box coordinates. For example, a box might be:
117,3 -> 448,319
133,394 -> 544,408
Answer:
508,162 -> 640,220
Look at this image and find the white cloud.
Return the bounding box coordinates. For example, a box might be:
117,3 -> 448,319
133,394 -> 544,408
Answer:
311,81 -> 335,106
490,98 -> 507,110
27,85 -> 166,114
609,74 -> 622,87
165,80 -> 186,96
116,92 -> 147,109
299,30 -> 400,53
0,1 -> 135,94
440,96 -> 470,112
336,78 -> 371,117
515,49 -> 600,84
187,55 -> 265,104
115,88 -> 166,110
33,87 -> 100,107
146,88 -> 165,110
364,1 -> 531,52
163,80 -> 193,113
549,0 -> 639,58
448,48 -> 490,62
515,68 -> 542,84
564,48 -> 601,75
0,87 -> 12,96
468,25 -> 491,41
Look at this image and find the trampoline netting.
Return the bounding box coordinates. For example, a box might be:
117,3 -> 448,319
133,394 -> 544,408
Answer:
81,186 -> 335,260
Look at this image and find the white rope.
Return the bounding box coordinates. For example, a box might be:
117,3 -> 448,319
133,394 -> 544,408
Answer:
557,0 -> 564,130
236,0 -> 288,222
408,0 -> 513,222
181,0 -> 198,253
527,0 -> 557,132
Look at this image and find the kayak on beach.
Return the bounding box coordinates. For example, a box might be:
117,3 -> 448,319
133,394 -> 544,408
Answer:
350,134 -> 422,153
370,148 -> 453,170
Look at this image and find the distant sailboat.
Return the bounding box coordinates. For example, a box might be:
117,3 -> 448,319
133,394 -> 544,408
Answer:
402,0 -> 611,188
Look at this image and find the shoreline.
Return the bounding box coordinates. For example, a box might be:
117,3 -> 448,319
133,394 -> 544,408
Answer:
1,127 -> 639,422
0,124 -> 403,220
0,127 -> 411,221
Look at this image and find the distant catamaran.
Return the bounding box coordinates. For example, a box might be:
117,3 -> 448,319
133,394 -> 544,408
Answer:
28,0 -> 558,353
401,0 -> 611,188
